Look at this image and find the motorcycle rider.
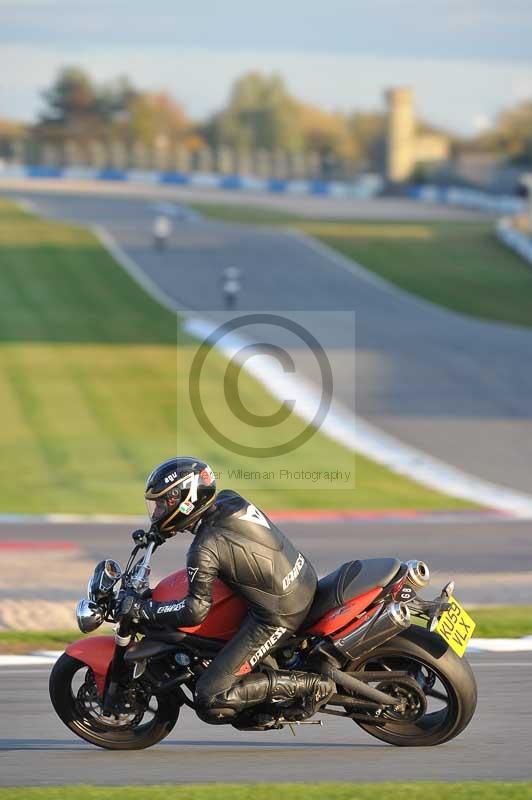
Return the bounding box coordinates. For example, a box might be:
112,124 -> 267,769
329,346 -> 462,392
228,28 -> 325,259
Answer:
121,456 -> 334,725
153,215 -> 171,250
221,265 -> 241,310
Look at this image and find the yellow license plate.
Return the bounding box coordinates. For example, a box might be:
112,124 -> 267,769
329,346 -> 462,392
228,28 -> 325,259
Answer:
435,596 -> 476,657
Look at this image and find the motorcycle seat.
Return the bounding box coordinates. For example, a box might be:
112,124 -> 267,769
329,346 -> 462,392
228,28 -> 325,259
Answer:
305,557 -> 401,628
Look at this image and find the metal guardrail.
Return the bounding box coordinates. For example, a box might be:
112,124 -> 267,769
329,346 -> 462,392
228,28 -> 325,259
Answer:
408,184 -> 532,266
409,184 -> 525,215
496,217 -> 532,266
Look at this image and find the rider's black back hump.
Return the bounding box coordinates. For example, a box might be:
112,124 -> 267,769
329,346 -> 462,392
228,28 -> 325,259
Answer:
193,489 -> 317,625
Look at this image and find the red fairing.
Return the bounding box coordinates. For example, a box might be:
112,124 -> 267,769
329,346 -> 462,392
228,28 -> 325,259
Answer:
66,636 -> 115,695
305,587 -> 382,635
152,568 -> 247,640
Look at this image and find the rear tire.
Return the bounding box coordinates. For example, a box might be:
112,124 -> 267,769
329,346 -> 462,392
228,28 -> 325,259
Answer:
349,627 -> 477,746
49,653 -> 180,750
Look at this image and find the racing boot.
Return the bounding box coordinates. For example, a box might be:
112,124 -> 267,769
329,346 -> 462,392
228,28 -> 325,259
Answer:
230,670 -> 335,730
201,669 -> 335,727
267,670 -> 335,708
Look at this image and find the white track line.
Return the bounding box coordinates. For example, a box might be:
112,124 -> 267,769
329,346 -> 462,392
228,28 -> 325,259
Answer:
2,637 -> 532,668
0,512 -> 147,525
0,668 -> 53,674
0,655 -> 60,666
0,511 -> 526,525
469,638 -> 532,653
469,662 -> 532,667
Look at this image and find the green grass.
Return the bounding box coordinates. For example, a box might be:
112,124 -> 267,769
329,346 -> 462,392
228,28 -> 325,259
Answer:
1,784 -> 531,800
0,198 -> 469,513
3,606 -> 531,652
410,605 -> 532,639
0,628 -> 107,654
466,605 -> 532,638
194,202 -> 303,226
192,203 -> 532,328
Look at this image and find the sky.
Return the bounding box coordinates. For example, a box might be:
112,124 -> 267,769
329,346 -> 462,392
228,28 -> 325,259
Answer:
1,0 -> 531,135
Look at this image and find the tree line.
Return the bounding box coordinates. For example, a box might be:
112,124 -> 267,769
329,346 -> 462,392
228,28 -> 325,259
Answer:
2,66 -> 386,168
1,66 -> 531,168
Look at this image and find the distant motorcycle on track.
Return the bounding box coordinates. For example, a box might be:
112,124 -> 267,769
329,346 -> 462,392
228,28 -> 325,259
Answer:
152,215 -> 171,250
49,529 -> 477,749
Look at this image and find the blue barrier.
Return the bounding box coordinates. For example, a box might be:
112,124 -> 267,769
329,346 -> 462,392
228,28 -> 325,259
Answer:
407,185 -> 427,200
219,174 -> 245,190
159,172 -> 190,185
268,179 -> 288,193
26,166 -> 64,178
97,168 -> 128,181
309,180 -> 330,195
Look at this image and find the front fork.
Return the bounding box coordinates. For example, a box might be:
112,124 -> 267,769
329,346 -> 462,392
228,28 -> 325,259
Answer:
101,540 -> 155,714
102,621 -> 132,715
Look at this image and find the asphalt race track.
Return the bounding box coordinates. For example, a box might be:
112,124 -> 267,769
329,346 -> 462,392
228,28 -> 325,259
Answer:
1,518 -> 532,605
1,518 -> 532,783
1,653 -> 531,784
4,187 -> 532,496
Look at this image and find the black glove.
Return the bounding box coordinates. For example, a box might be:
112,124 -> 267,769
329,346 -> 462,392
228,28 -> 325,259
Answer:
116,593 -> 154,623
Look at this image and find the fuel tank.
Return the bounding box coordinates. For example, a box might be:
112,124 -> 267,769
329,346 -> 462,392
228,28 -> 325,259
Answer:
152,568 -> 247,640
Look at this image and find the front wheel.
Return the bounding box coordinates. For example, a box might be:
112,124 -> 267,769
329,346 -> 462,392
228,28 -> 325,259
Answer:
349,626 -> 477,746
49,653 -> 181,750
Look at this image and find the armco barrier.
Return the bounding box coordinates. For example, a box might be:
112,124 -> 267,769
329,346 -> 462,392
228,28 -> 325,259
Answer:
409,184 -> 525,215
496,217 -> 532,266
409,185 -> 532,266
0,164 -> 383,199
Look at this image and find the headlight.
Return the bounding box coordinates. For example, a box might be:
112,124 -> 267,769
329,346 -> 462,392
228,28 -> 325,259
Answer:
76,599 -> 105,633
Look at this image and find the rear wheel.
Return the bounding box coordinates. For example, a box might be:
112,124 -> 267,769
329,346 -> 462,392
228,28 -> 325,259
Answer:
49,654 -> 180,750
348,627 -> 477,746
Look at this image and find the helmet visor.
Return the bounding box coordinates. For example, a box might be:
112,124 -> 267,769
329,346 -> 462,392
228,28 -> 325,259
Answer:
145,497 -> 164,523
145,487 -> 184,525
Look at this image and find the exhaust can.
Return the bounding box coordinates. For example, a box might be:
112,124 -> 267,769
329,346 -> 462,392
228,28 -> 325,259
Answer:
333,601 -> 411,660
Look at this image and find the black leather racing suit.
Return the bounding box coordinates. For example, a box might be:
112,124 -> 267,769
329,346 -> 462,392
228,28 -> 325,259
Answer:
143,490 -> 318,722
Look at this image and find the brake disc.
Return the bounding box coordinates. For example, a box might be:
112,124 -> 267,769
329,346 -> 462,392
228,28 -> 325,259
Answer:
376,676 -> 427,722
76,679 -> 145,728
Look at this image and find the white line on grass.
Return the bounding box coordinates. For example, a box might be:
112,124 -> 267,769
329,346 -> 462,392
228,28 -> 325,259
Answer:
0,655 -> 60,666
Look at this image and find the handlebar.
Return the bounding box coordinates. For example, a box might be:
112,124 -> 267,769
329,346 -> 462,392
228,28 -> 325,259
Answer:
90,528 -> 163,628
112,530 -> 160,625
131,528 -> 166,548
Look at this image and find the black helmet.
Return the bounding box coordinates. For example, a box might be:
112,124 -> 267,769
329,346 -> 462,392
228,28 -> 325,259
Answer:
145,457 -> 217,535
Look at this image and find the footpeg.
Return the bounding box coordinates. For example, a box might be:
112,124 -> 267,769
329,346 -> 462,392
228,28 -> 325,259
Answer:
286,719 -> 323,736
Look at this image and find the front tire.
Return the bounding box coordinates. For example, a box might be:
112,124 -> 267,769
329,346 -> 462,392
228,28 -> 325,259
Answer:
49,653 -> 180,750
349,626 -> 477,746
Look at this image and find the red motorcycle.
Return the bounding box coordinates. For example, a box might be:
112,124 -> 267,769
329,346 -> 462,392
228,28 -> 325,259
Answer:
49,529 -> 477,749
